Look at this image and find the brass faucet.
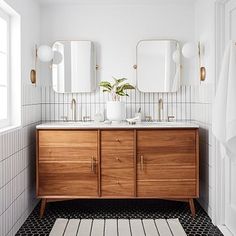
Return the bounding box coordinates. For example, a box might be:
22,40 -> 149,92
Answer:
158,98 -> 163,121
71,98 -> 77,122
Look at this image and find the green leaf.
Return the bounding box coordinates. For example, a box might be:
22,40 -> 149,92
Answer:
112,77 -> 127,87
116,78 -> 127,84
121,83 -> 135,90
102,89 -> 110,93
99,81 -> 112,92
99,81 -> 112,87
116,91 -> 127,96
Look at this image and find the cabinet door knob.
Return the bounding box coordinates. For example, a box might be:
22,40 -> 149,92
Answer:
117,180 -> 120,185
116,138 -> 121,142
116,157 -> 120,161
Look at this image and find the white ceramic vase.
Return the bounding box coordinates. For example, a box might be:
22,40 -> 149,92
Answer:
106,101 -> 125,122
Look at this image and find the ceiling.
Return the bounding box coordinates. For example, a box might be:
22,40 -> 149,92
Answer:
37,0 -> 196,6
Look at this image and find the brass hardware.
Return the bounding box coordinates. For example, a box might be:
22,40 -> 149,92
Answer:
91,156 -> 94,172
30,69 -> 36,84
93,158 -> 97,174
168,115 -> 175,122
83,116 -> 91,122
61,116 -> 68,122
158,99 -> 163,122
200,66 -> 206,81
91,156 -> 96,173
145,116 -> 152,122
198,42 -> 206,82
71,99 -> 77,122
30,45 -> 38,84
133,65 -> 137,69
140,155 -> 144,171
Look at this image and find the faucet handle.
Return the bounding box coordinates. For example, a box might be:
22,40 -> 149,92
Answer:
168,115 -> 175,122
61,116 -> 68,122
145,116 -> 152,122
83,116 -> 91,122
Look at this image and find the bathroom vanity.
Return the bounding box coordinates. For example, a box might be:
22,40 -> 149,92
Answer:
36,122 -> 199,218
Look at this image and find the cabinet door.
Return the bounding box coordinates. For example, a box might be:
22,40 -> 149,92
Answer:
37,130 -> 98,197
137,129 -> 198,198
101,130 -> 135,197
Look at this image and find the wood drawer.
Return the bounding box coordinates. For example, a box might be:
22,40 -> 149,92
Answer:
102,153 -> 134,168
102,180 -> 134,197
137,165 -> 196,180
101,168 -> 134,197
39,130 -> 98,147
102,168 -> 134,181
101,130 -> 134,151
137,180 -> 196,198
137,130 -> 196,153
38,162 -> 98,197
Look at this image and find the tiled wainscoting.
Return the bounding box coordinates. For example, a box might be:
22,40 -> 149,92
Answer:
0,83 -> 215,236
41,85 -> 192,122
0,85 -> 42,236
191,84 -> 215,219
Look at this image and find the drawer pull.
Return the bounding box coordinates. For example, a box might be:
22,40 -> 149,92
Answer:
140,155 -> 144,171
91,156 -> 96,173
116,157 -> 120,161
116,138 -> 121,142
117,180 -> 120,185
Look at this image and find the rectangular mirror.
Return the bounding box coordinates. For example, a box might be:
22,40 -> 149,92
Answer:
52,40 -> 96,93
136,40 -> 181,93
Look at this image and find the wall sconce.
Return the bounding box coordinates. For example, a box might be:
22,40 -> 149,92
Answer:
30,45 -> 62,84
182,42 -> 206,82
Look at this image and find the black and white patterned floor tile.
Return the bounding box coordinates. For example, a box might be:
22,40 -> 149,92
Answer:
16,199 -> 223,236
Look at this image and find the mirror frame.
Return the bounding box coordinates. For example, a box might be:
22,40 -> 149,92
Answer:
51,40 -> 97,94
135,39 -> 181,93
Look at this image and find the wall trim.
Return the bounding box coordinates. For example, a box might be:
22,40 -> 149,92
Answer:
214,0 -> 231,231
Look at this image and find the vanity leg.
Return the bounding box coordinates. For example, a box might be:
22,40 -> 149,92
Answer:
40,199 -> 47,218
188,199 -> 196,218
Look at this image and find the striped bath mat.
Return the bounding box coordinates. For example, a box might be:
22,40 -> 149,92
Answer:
49,218 -> 187,236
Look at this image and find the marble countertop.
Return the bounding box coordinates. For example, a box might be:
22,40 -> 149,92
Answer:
36,121 -> 199,129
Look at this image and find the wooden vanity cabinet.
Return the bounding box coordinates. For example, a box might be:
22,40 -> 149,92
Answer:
137,129 -> 199,198
37,128 -> 199,218
37,130 -> 99,199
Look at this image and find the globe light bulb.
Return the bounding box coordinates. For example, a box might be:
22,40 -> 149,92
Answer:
37,45 -> 54,62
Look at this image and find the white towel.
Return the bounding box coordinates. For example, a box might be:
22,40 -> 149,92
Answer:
212,41 -> 236,157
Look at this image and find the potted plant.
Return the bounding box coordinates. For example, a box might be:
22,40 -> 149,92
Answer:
99,77 -> 135,122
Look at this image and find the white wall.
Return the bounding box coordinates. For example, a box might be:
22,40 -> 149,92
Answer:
39,1 -> 196,123
40,2 -> 195,86
193,0 -> 216,222
0,1 -> 41,236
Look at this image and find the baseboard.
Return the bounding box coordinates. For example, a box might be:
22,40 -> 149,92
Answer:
218,225 -> 234,236
9,199 -> 40,236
